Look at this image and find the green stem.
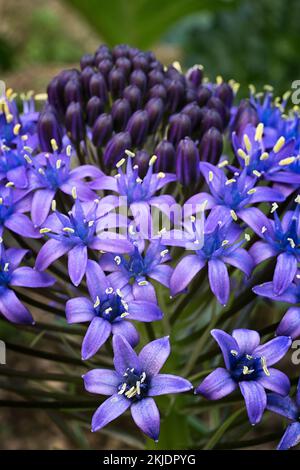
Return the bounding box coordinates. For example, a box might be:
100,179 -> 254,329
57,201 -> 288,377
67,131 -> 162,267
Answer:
203,408 -> 245,450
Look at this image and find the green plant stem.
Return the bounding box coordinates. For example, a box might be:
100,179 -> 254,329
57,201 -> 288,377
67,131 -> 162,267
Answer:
0,367 -> 82,383
203,408 -> 245,450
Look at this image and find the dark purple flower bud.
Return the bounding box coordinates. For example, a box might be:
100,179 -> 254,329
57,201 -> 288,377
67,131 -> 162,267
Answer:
115,57 -> 132,77
135,150 -> 150,178
103,131 -> 132,167
132,53 -> 149,72
92,113 -> 113,147
149,60 -> 164,72
166,65 -> 184,83
185,86 -> 198,103
112,44 -> 130,59
231,100 -> 258,136
199,127 -> 223,164
126,110 -> 149,147
186,65 -> 203,88
214,82 -> 234,108
130,69 -> 147,95
145,97 -> 164,133
95,50 -> 112,63
182,102 -> 203,131
123,85 -> 142,111
167,113 -> 192,146
80,53 -> 95,70
86,96 -> 104,127
96,44 -> 111,55
149,84 -> 167,102
128,47 -> 140,59
81,66 -> 95,97
155,139 -> 175,173
47,76 -> 63,114
200,109 -> 223,135
89,73 -> 108,102
37,105 -> 63,152
111,98 -> 131,131
64,79 -> 82,105
65,102 -> 85,142
166,80 -> 185,113
108,67 -> 127,99
176,137 -> 200,187
97,59 -> 113,80
207,97 -> 228,127
197,86 -> 212,106
148,69 -> 165,87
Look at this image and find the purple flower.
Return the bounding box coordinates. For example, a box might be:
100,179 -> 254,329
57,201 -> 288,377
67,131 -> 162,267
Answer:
253,273 -> 300,304
276,307 -> 300,339
165,213 -> 253,306
83,335 -> 193,441
35,198 -> 133,286
267,378 -> 300,450
249,203 -> 300,296
66,260 -> 163,360
193,161 -> 284,229
0,137 -> 31,189
195,328 -> 291,425
27,145 -> 101,226
0,186 -> 40,238
0,243 -> 55,324
100,238 -> 173,303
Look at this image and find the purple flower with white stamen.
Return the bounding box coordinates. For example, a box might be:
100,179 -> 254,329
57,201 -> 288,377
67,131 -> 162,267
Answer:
196,328 -> 291,425
248,203 -> 300,296
28,144 -> 100,226
253,272 -> 300,305
0,243 -> 55,324
100,238 -> 173,303
83,335 -> 193,441
35,198 -> 133,286
66,260 -> 162,360
164,212 -> 253,305
267,378 -> 300,450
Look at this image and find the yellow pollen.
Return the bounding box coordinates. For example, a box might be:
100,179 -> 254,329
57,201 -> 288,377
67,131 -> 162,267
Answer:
247,188 -> 257,195
255,123 -> 264,142
243,134 -> 252,153
208,171 -> 214,182
34,93 -> 48,101
261,356 -> 270,376
249,84 -> 256,95
270,202 -> 278,213
149,155 -> 157,166
225,178 -> 236,186
13,123 -> 21,135
222,240 -> 229,246
56,159 -> 62,169
172,61 -> 182,72
39,228 -> 51,234
279,156 -> 296,166
66,145 -> 72,157
125,149 -> 135,158
116,158 -> 125,168
237,148 -> 248,160
230,350 -> 238,356
63,227 -> 75,233
50,139 -> 58,152
245,233 -> 251,242
5,181 -> 14,188
218,160 -> 228,168
273,136 -> 285,153
157,172 -> 165,179
51,199 -> 57,211
94,296 -> 100,308
71,187 -> 77,199
295,195 -> 300,204
216,75 -> 223,85
24,154 -> 32,164
260,152 -> 269,160
138,280 -> 148,286
252,170 -> 261,177
230,210 -> 238,221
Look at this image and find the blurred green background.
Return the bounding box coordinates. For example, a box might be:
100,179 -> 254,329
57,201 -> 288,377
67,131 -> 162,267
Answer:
1,0 -> 299,95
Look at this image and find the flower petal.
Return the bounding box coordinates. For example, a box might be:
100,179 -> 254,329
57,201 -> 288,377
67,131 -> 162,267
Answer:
83,369 -> 120,396
35,238 -> 71,271
127,301 -> 163,322
68,244 -> 88,286
66,297 -> 95,324
267,393 -> 299,420
138,336 -> 170,377
238,207 -> 273,237
249,241 -> 277,265
131,397 -> 160,442
10,267 -> 55,288
277,422 -> 300,450
258,368 -> 290,396
112,335 -> 140,375
239,381 -> 267,425
211,329 -> 239,369
0,288 -> 33,324
276,307 -> 300,339
111,321 -> 139,347
132,281 -> 157,303
223,248 -> 254,277
148,264 -> 173,288
232,329 -> 260,354
86,260 -> 109,300
253,282 -> 298,304
31,188 -> 55,227
273,252 -> 297,296
5,213 -> 41,238
253,336 -> 292,366
91,394 -> 131,432
195,368 -> 237,399
81,317 -> 111,360
170,255 -> 205,296
208,259 -> 230,306
149,374 -> 193,396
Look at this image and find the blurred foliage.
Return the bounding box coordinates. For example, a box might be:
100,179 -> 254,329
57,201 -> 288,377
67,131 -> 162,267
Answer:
165,0 -> 300,95
65,0 -> 238,48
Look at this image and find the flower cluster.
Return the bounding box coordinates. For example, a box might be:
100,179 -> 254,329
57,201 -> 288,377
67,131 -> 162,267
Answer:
1,44 -> 300,449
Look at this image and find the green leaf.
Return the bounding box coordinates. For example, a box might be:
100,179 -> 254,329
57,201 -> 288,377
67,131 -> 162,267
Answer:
64,0 -> 238,48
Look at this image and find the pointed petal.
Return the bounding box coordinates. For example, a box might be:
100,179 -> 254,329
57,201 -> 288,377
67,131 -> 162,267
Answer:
249,187 -> 285,204
66,297 -> 95,324
68,244 -> 88,286
208,259 -> 230,306
277,422 -> 300,450
223,248 -> 254,277
5,213 -> 41,238
211,329 -> 239,369
239,381 -> 267,425
253,336 -> 292,366
276,307 -> 300,339
83,369 -> 120,396
81,317 -> 111,360
35,238 -> 71,271
132,281 -> 157,303
127,301 -> 163,322
258,368 -> 290,396
112,335 -> 140,375
91,394 -> 131,432
195,367 -> 237,399
131,398 -> 160,441
148,264 -> 173,288
249,241 -> 277,265
111,321 -> 139,347
232,329 -> 260,354
0,288 -> 33,324
267,393 -> 298,420
273,252 -> 297,296
31,188 -> 55,227
149,374 -> 193,396
10,267 -> 55,288
253,282 -> 298,304
138,336 -> 170,377
170,255 -> 205,295
238,207 -> 274,237
86,259 -> 109,300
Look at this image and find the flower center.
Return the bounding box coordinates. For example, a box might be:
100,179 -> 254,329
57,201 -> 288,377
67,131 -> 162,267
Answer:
94,288 -> 128,323
118,368 -> 148,400
0,261 -> 11,286
229,350 -> 270,382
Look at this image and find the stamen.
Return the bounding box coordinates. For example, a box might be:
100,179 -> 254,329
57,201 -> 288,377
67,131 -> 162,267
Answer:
5,181 -> 14,188
118,383 -> 127,395
66,145 -> 72,156
225,178 -> 236,185
279,156 -> 296,166
50,139 -> 58,152
88,220 -> 94,227
255,123 -> 264,142
63,227 -> 75,233
149,155 -> 157,166
252,170 -> 261,177
38,168 -> 45,175
116,158 -> 125,168
230,210 -> 238,221
243,134 -> 252,153
247,188 -> 256,195
138,280 -> 148,286
273,136 -> 285,153
222,240 -> 229,246
71,187 -> 77,199
260,152 -> 269,161
3,263 -> 9,272
13,123 -> 21,135
261,356 -> 270,376
160,249 -> 169,257
94,296 -> 100,308
104,307 -> 112,314
244,233 -> 251,242
157,172 -> 165,179
295,195 -> 300,204
208,171 -> 214,182
261,226 -> 267,234
218,160 -> 228,168
270,202 -> 278,213
105,287 -> 114,294
140,372 -> 146,383
114,256 -> 121,265
125,149 -> 135,158
287,238 -> 296,249
230,350 -> 238,356
172,61 -> 182,72
51,199 -> 57,211
39,228 -> 51,234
